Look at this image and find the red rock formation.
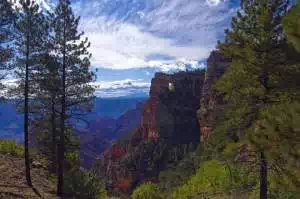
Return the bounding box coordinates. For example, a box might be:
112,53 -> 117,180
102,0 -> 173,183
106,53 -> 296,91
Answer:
132,73 -> 172,142
200,127 -> 213,142
98,70 -> 205,193
198,51 -> 231,143
104,144 -> 128,160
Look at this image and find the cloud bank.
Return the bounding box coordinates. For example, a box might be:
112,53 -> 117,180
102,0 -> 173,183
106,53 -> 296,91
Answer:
90,79 -> 151,98
73,0 -> 238,71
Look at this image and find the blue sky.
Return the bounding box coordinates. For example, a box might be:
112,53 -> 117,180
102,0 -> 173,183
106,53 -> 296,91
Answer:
11,0 -> 240,98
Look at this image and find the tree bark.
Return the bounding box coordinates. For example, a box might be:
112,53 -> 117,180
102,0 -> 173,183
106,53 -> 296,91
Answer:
51,97 -> 57,173
57,3 -> 66,195
57,39 -> 66,197
260,151 -> 268,199
24,9 -> 32,187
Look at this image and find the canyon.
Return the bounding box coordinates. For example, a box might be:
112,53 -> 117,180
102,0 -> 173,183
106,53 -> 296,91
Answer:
92,50 -> 231,195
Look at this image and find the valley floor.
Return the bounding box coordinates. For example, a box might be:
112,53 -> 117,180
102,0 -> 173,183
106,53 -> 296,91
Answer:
0,154 -> 57,199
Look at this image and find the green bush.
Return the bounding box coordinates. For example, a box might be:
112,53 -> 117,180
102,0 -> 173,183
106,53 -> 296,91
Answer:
132,182 -> 161,199
0,140 -> 24,156
172,160 -> 231,199
64,168 -> 107,199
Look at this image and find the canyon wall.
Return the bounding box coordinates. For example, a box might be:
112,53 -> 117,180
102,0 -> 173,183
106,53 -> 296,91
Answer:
197,51 -> 231,143
94,70 -> 205,193
133,71 -> 205,145
93,50 -> 231,194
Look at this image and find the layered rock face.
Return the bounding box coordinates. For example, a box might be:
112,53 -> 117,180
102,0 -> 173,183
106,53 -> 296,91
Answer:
198,50 -> 231,143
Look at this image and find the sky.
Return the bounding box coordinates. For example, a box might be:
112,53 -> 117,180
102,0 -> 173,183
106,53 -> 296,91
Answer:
10,0 -> 240,98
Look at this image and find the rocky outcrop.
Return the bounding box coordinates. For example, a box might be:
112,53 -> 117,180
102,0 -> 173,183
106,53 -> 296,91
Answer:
197,50 -> 231,143
95,70 -> 205,194
93,51 -> 232,195
132,71 -> 205,145
132,73 -> 172,143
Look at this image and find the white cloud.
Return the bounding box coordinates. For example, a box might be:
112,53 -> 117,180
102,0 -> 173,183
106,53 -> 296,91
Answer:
84,20 -> 211,70
206,0 -> 222,6
90,79 -> 151,90
90,79 -> 151,98
73,0 -> 238,70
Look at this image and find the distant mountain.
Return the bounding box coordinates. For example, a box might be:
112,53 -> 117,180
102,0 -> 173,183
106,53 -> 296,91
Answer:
0,101 -> 23,143
0,97 -> 147,142
78,101 -> 145,168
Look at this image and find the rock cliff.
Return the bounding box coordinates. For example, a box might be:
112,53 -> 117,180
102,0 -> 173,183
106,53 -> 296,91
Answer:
94,70 -> 206,194
197,50 -> 231,143
132,71 -> 205,145
92,51 -> 232,195
132,73 -> 172,142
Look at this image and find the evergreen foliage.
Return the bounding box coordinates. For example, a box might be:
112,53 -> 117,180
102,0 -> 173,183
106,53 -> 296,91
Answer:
283,2 -> 300,52
48,0 -> 95,195
64,169 -> 107,199
213,0 -> 300,198
0,0 -> 15,86
14,0 -> 50,187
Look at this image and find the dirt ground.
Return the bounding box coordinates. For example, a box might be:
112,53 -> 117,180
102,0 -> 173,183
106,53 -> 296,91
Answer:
0,154 -> 57,199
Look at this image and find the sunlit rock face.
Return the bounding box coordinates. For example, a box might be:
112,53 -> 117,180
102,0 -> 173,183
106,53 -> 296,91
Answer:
198,50 -> 231,143
132,73 -> 172,143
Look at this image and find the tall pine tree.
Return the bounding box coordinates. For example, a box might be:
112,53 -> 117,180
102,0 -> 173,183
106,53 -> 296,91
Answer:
0,0 -> 15,92
214,0 -> 295,198
50,0 -> 95,195
14,0 -> 49,186
30,53 -> 61,173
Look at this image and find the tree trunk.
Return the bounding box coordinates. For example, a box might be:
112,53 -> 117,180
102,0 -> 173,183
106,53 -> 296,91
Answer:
57,43 -> 66,197
24,11 -> 32,187
57,57 -> 66,196
57,5 -> 66,195
260,151 -> 268,199
51,97 -> 57,173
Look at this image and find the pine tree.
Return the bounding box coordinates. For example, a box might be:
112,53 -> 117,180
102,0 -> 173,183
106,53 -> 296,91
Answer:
30,53 -> 61,173
214,0 -> 296,198
0,0 -> 15,91
50,0 -> 95,195
283,1 -> 300,52
14,0 -> 49,186
251,102 -> 300,191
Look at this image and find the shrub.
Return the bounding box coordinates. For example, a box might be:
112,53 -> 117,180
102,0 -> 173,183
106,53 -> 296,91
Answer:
64,168 -> 107,199
172,160 -> 231,199
132,182 -> 161,199
0,140 -> 24,156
